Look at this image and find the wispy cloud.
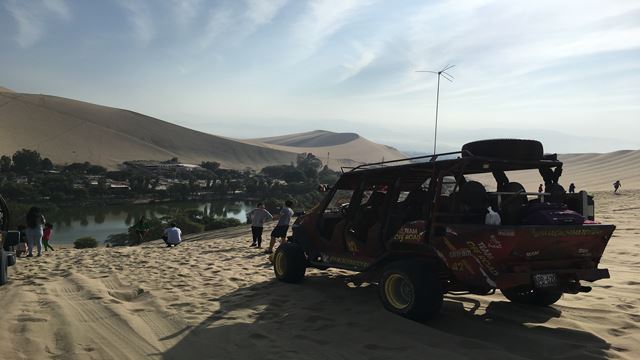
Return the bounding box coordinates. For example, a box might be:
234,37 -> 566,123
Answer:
42,0 -> 71,20
199,0 -> 287,50
338,41 -> 377,83
294,0 -> 374,56
117,0 -> 154,44
199,6 -> 234,50
171,0 -> 202,28
244,0 -> 287,27
4,0 -> 72,48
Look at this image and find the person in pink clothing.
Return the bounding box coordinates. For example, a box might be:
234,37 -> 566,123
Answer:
43,223 -> 54,252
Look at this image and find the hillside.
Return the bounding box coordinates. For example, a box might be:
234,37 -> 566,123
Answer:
470,149 -> 640,191
249,130 -> 407,169
0,92 -> 297,170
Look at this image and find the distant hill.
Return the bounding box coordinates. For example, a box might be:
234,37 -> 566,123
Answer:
0,92 -> 408,171
0,86 -> 14,93
469,149 -> 640,191
0,92 -> 297,170
249,130 -> 407,169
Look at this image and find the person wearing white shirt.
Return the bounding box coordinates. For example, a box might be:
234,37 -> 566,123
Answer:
163,223 -> 182,247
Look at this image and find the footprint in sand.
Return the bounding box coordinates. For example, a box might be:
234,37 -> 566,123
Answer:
607,328 -> 628,337
16,315 -> 48,323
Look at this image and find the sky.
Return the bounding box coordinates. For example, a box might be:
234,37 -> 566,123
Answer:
1,0 -> 639,153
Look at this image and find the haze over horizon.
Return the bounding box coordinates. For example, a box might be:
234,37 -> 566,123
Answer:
1,0 -> 639,153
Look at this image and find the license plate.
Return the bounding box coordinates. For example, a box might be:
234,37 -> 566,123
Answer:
533,273 -> 558,288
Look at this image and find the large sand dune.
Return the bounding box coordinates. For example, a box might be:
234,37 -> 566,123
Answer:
249,130 -> 407,169
0,190 -> 638,359
471,150 -> 640,192
0,92 -> 297,170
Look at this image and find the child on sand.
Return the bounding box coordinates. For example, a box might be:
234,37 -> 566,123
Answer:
43,223 -> 54,251
613,180 -> 621,193
16,225 -> 28,257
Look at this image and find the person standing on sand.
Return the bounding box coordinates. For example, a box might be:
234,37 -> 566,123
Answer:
613,180 -> 621,193
265,200 -> 294,254
163,223 -> 182,247
43,223 -> 55,252
248,203 -> 273,248
569,183 -> 576,194
133,216 -> 151,245
25,207 -> 46,257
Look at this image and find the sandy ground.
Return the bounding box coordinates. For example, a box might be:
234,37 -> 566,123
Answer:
0,191 -> 638,360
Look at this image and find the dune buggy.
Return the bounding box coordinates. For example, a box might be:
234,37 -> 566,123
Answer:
273,139 -> 614,320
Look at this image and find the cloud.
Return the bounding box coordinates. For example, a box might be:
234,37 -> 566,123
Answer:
244,0 -> 287,27
171,0 -> 202,27
117,0 -> 154,44
4,0 -> 72,48
199,6 -> 234,50
42,0 -> 71,20
198,0 -> 287,50
294,0 -> 374,56
338,41 -> 377,83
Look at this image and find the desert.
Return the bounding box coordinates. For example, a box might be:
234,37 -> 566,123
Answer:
0,189 -> 637,360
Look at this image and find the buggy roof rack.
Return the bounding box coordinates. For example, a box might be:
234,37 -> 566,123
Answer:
341,150 -> 467,173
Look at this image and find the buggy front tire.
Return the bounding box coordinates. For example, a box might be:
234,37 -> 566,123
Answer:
273,243 -> 306,283
501,286 -> 562,306
379,261 -> 443,321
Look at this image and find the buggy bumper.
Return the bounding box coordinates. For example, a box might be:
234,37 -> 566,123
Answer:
495,268 -> 610,289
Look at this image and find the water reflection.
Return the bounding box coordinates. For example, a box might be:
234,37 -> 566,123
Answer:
48,201 -> 251,245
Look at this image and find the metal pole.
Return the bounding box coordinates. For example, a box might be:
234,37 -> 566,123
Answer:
434,73 -> 440,154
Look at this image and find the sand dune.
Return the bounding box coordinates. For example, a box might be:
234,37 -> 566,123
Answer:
248,130 -> 407,170
1,190 -> 638,359
0,92 -> 297,170
471,150 -> 640,192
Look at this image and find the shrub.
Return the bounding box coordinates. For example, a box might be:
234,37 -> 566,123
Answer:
204,217 -> 241,231
74,236 -> 98,249
104,233 -> 130,247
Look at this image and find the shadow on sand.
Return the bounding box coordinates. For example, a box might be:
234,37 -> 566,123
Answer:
160,274 -> 611,360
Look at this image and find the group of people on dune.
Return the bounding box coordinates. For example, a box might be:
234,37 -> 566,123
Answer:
247,200 -> 294,254
14,207 -> 55,257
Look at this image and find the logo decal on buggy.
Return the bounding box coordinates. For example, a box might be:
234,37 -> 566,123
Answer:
392,221 -> 425,243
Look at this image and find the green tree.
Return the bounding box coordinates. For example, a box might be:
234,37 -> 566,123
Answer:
0,155 -> 11,172
12,149 -> 42,174
40,158 -> 54,171
201,161 -> 220,172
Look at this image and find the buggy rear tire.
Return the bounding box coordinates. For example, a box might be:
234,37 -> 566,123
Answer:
501,286 -> 562,306
0,249 -> 7,286
462,139 -> 543,161
379,261 -> 443,321
273,243 -> 306,283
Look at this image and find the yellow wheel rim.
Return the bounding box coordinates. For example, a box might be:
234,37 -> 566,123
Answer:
384,274 -> 413,310
275,252 -> 287,277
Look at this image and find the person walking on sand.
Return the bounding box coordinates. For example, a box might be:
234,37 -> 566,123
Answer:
248,203 -> 273,248
133,216 -> 151,245
163,223 -> 182,247
568,183 -> 576,194
25,207 -> 46,257
43,223 -> 55,252
265,200 -> 294,254
613,180 -> 621,193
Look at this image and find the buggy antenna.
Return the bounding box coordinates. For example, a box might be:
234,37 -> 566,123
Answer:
416,64 -> 455,154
